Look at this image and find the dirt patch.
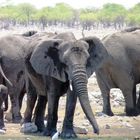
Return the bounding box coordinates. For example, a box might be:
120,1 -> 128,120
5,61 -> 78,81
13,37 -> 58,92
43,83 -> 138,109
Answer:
2,77 -> 140,139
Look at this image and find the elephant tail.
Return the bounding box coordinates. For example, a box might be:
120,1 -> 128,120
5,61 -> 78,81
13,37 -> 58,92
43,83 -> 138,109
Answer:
0,63 -> 13,87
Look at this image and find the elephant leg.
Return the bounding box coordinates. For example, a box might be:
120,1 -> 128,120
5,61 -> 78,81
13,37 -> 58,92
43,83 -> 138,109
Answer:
135,85 -> 140,113
2,79 -> 8,112
43,92 -> 60,136
7,93 -> 22,123
122,86 -> 138,116
23,93 -> 37,123
20,79 -> 38,133
0,100 -> 5,130
5,78 -> 25,123
132,86 -> 140,114
0,109 -> 4,129
19,84 -> 26,110
0,85 -> 8,131
132,86 -> 137,107
34,95 -> 47,132
24,79 -> 37,123
136,87 -> 140,114
61,89 -> 77,139
96,71 -> 114,116
137,95 -> 140,113
4,83 -> 22,123
102,89 -> 113,116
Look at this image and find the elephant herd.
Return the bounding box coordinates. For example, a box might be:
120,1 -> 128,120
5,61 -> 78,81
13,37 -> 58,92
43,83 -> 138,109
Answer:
0,27 -> 140,139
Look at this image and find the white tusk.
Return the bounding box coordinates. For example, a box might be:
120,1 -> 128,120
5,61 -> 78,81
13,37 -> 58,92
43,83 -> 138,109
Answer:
51,131 -> 60,140
70,83 -> 73,91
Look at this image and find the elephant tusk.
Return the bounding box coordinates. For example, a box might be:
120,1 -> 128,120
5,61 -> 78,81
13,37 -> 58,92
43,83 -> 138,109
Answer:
70,83 -> 73,91
51,131 -> 60,140
0,64 -> 13,87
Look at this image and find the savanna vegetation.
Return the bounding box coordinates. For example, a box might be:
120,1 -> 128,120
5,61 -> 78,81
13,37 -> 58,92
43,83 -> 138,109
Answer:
0,0 -> 140,30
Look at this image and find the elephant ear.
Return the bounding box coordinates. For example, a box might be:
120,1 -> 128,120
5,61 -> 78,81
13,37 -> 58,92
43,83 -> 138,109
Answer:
83,36 -> 108,77
30,39 -> 67,82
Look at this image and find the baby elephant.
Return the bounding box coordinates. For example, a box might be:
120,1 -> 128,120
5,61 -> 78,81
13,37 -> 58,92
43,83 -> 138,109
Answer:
0,84 -> 8,133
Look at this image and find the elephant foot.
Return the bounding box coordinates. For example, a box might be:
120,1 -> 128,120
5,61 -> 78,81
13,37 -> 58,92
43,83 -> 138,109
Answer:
20,118 -> 24,125
35,121 -> 45,132
34,117 -> 45,132
20,123 -> 38,133
5,112 -> 12,122
102,110 -> 114,116
136,104 -> 140,114
43,128 -> 57,137
0,127 -> 6,134
60,128 -> 77,139
125,107 -> 138,116
5,112 -> 22,123
136,107 -> 140,115
12,115 -> 22,123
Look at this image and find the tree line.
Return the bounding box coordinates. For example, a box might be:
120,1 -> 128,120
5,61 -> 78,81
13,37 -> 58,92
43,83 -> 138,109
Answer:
0,2 -> 140,30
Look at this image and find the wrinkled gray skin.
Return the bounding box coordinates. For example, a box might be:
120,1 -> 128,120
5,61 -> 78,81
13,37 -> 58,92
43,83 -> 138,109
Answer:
0,31 -> 55,125
0,84 -> 8,130
24,32 -> 107,138
96,27 -> 140,116
0,31 -> 37,123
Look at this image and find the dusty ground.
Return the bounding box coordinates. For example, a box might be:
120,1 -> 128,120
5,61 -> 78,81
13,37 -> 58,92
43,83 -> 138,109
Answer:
2,76 -> 140,139
0,27 -> 140,139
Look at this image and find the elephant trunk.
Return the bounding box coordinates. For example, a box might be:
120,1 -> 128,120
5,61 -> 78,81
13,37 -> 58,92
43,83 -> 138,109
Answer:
71,65 -> 99,134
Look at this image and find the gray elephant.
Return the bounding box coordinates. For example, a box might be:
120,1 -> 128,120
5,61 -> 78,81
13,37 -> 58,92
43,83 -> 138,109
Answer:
0,84 -> 8,133
95,27 -> 140,116
23,32 -> 108,138
0,31 -> 38,123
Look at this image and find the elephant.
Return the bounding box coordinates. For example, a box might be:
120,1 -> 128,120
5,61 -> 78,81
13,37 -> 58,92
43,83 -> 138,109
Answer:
0,84 -> 8,133
95,27 -> 140,116
0,30 -> 38,124
23,31 -> 108,138
0,30 -> 56,126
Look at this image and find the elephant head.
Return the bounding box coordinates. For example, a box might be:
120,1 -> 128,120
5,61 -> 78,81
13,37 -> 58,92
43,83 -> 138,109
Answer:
29,34 -> 107,134
82,36 -> 108,76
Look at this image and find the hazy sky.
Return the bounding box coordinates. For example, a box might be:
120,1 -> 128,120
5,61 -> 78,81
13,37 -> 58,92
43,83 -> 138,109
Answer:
1,0 -> 140,9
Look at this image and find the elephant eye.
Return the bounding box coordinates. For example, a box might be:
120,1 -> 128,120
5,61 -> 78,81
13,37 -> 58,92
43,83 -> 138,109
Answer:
54,42 -> 59,47
44,52 -> 47,59
44,55 -> 47,59
94,54 -> 97,58
64,59 -> 68,64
